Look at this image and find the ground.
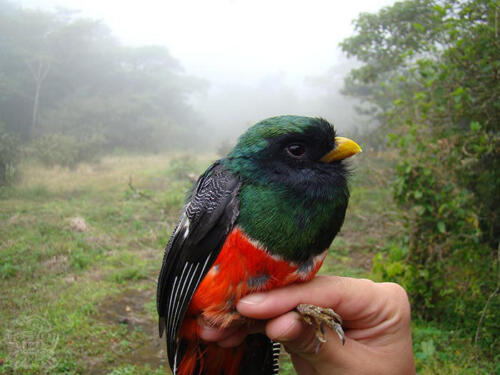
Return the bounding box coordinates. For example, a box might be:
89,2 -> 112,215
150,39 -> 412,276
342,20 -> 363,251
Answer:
0,153 -> 495,374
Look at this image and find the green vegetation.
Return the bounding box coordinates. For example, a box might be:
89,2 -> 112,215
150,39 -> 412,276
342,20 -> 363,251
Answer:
1,0 -> 498,373
0,0 -> 206,182
1,153 -> 496,374
341,0 -> 499,364
0,124 -> 19,185
0,154 -> 207,374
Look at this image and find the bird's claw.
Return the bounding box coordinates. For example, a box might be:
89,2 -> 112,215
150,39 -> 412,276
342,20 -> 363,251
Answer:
296,303 -> 345,352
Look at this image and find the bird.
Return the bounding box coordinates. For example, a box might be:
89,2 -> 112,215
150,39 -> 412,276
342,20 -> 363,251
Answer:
157,115 -> 361,375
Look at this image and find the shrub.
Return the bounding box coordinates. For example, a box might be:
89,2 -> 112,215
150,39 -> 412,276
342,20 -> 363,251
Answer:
29,133 -> 105,168
0,125 -> 20,185
342,0 -> 499,353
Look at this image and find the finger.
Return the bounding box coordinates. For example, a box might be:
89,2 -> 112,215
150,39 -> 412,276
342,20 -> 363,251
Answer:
199,325 -> 239,342
237,276 -> 371,318
218,328 -> 248,348
200,320 -> 267,344
290,354 -> 315,375
247,319 -> 267,334
265,311 -> 345,355
264,310 -> 354,374
265,311 -> 306,343
237,276 -> 403,329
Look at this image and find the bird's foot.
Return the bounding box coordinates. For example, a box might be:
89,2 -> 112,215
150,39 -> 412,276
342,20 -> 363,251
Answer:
296,304 -> 345,352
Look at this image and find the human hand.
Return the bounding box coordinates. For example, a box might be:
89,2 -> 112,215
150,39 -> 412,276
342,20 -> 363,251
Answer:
200,275 -> 415,375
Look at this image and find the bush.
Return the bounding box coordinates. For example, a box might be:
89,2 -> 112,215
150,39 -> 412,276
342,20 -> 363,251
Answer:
29,133 -> 105,168
342,0 -> 499,353
0,125 -> 20,186
166,155 -> 197,179
384,122 -> 499,351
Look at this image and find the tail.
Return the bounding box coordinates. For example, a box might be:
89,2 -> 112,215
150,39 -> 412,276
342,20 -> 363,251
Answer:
239,334 -> 280,375
175,319 -> 280,375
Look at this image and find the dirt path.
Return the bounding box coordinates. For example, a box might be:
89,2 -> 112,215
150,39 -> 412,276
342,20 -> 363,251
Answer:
92,288 -> 169,374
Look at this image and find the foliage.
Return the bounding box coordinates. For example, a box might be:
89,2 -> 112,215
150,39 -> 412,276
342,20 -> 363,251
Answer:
165,155 -> 198,179
0,0 -> 206,167
0,123 -> 20,185
339,0 -> 447,145
0,155 -> 178,374
1,154 -> 496,373
410,320 -> 499,374
342,0 -> 499,353
28,133 -> 104,168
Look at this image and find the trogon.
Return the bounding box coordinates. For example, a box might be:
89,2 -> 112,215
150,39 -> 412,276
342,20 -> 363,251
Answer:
157,115 -> 361,375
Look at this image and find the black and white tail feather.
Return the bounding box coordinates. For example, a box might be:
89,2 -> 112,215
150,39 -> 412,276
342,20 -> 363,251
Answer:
156,161 -> 280,374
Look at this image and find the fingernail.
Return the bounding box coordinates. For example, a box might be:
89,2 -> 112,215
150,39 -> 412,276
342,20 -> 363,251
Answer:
239,293 -> 266,305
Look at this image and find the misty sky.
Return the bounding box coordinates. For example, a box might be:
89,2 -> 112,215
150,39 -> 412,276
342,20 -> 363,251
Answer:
17,0 -> 395,139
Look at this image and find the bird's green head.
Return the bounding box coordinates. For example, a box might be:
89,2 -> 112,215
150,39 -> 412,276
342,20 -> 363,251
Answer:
223,115 -> 361,261
224,115 -> 361,199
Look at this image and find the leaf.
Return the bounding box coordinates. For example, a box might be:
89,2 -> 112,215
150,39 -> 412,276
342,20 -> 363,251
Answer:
451,86 -> 465,96
414,205 -> 425,216
413,22 -> 424,32
470,121 -> 481,131
437,221 -> 446,233
432,4 -> 446,16
420,339 -> 436,358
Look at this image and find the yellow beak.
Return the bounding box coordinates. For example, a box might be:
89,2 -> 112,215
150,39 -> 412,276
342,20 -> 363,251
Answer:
320,137 -> 362,163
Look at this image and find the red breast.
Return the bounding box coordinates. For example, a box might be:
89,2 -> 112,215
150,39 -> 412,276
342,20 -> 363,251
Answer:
176,227 -> 327,375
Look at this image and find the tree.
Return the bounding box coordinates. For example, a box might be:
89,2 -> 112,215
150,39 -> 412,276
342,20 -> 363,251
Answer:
341,0 -> 499,351
0,0 -> 207,163
340,0 -> 446,125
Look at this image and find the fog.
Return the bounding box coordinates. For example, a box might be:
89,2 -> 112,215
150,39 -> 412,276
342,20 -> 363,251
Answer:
192,55 -> 364,144
4,0 -> 394,151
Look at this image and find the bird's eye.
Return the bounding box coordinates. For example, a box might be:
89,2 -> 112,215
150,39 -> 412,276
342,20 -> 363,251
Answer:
286,143 -> 306,158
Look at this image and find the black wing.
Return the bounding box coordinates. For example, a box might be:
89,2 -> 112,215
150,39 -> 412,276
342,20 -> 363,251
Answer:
156,160 -> 241,372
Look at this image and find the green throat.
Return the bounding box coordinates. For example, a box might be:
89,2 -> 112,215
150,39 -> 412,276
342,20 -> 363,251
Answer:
236,183 -> 348,263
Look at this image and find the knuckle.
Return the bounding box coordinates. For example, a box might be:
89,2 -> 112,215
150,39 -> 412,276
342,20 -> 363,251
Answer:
382,282 -> 411,321
383,282 -> 407,299
360,277 -> 377,286
316,274 -> 338,287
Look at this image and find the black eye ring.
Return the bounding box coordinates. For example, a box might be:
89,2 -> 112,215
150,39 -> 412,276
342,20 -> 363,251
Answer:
286,143 -> 306,158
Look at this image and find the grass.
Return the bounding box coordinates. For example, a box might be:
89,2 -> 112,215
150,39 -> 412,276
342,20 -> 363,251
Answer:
0,152 -> 497,374
0,154 -> 207,374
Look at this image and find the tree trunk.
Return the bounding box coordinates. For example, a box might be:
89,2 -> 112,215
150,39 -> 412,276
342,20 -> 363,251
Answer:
32,78 -> 41,136
27,59 -> 51,138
